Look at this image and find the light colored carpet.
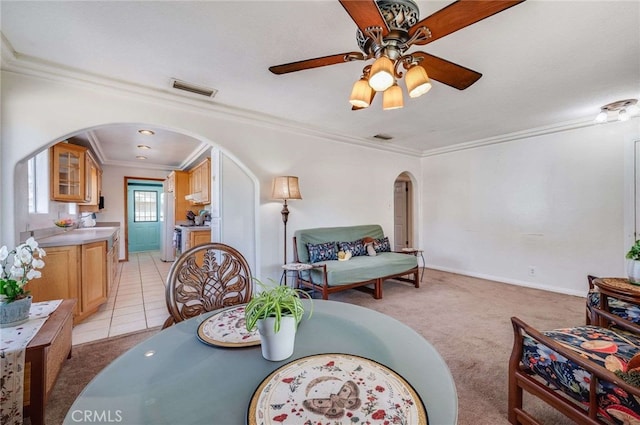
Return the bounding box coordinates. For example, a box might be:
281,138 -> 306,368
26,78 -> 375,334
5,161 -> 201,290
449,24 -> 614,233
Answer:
43,269 -> 585,425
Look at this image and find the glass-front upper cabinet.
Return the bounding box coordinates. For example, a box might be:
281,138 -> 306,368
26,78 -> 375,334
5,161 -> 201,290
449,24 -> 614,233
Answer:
50,142 -> 87,202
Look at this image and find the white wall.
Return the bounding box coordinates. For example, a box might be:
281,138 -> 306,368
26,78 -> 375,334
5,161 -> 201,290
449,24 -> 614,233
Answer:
100,165 -> 169,260
421,120 -> 639,296
1,71 -> 421,281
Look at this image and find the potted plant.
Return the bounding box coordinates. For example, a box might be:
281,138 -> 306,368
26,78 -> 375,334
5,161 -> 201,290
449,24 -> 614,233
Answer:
245,279 -> 312,361
0,237 -> 46,326
627,240 -> 640,284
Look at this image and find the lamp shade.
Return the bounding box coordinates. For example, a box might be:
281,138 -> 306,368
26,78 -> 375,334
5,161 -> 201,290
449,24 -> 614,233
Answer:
382,83 -> 403,110
369,56 -> 395,92
272,176 -> 302,200
349,78 -> 374,108
405,65 -> 432,98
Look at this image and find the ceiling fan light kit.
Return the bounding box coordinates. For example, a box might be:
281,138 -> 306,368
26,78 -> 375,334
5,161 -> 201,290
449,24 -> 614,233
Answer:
405,64 -> 432,98
269,0 -> 525,111
383,83 -> 404,110
349,77 -> 375,108
594,99 -> 639,124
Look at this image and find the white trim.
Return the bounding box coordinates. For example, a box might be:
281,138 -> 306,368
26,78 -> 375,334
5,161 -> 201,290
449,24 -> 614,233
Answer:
0,41 -> 422,157
421,116 -> 640,158
4,34 -> 636,160
425,264 -> 586,298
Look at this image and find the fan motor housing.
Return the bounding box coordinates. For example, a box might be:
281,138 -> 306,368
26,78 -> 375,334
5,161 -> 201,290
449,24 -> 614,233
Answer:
356,0 -> 420,56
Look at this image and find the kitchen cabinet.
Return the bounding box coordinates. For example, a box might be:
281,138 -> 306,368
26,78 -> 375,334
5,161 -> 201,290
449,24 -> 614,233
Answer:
81,240 -> 108,316
185,228 -> 211,263
26,245 -> 81,317
108,229 -> 120,295
166,170 -> 190,223
49,143 -> 87,202
187,229 -> 211,250
27,241 -> 108,323
78,151 -> 102,212
188,158 -> 210,205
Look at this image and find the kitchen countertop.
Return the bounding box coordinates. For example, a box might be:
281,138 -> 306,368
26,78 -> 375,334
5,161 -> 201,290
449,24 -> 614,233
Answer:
38,226 -> 120,248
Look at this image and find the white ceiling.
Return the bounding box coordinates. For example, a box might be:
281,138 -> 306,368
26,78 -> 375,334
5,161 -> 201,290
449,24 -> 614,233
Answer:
2,0 -> 639,168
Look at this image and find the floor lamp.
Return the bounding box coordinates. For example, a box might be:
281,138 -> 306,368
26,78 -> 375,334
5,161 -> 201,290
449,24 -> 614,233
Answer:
272,176 -> 302,266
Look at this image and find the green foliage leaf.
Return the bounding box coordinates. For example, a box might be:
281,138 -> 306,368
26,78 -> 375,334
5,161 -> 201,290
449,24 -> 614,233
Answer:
244,278 -> 312,333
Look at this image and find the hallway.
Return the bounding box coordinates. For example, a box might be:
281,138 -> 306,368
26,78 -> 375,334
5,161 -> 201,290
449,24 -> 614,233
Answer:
71,251 -> 171,345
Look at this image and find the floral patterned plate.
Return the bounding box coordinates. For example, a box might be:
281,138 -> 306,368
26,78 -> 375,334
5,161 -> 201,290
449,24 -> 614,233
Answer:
196,305 -> 260,348
247,353 -> 428,425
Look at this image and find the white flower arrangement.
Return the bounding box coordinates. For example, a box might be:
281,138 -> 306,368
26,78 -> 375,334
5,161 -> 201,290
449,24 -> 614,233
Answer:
0,237 -> 46,303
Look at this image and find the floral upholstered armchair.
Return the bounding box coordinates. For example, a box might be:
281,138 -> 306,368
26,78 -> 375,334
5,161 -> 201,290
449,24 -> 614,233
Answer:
509,307 -> 640,425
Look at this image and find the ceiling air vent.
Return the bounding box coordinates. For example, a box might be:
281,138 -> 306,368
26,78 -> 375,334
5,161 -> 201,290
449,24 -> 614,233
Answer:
171,79 -> 217,98
372,133 -> 393,141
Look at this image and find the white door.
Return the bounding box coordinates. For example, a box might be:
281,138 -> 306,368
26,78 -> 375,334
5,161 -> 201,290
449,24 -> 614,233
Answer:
394,181 -> 408,251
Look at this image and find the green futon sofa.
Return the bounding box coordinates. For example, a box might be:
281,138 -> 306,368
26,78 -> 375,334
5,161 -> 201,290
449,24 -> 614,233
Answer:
292,224 -> 419,300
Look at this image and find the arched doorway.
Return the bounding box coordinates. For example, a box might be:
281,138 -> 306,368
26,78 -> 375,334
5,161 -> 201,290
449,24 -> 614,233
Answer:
393,172 -> 414,251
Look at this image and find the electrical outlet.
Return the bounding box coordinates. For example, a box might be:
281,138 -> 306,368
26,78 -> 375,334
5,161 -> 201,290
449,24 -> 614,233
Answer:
528,266 -> 536,276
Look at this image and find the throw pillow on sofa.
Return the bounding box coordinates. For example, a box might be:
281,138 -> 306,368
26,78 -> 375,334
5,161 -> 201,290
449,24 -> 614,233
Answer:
373,237 -> 391,253
338,240 -> 366,257
307,241 -> 338,263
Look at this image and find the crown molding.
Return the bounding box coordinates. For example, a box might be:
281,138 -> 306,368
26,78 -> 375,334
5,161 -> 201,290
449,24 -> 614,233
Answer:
1,35 -> 422,158
420,114 -> 639,157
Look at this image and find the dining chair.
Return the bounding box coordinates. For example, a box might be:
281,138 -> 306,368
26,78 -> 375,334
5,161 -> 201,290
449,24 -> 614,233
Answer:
586,274 -> 640,326
162,242 -> 253,329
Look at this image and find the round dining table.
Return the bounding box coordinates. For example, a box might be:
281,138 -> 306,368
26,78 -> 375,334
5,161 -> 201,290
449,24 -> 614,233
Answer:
64,300 -> 457,424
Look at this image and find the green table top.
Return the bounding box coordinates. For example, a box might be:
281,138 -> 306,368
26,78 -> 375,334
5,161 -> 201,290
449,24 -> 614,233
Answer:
64,300 -> 457,424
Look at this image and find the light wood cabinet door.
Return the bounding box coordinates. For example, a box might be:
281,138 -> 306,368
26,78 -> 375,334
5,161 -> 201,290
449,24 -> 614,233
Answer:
189,230 -> 211,249
199,158 -> 210,205
187,158 -> 210,205
79,152 -> 102,211
50,143 -> 87,202
80,241 -> 107,318
26,245 -> 81,317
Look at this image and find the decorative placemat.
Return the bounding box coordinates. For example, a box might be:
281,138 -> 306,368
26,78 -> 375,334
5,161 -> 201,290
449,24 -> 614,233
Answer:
196,305 -> 260,347
247,353 -> 428,424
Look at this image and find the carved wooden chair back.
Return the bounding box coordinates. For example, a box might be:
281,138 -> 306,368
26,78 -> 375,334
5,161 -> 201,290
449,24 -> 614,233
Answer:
163,242 -> 253,329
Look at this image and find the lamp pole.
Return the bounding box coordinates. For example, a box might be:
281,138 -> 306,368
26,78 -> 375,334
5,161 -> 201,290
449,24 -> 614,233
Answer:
280,198 -> 290,266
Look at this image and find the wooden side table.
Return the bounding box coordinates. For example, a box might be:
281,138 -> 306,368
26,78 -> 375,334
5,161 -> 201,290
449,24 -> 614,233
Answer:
280,262 -> 314,288
23,298 -> 76,425
593,278 -> 640,327
401,248 -> 425,281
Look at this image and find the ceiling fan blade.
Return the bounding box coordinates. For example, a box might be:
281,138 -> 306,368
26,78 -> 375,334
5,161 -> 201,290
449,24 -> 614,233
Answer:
339,0 -> 389,35
269,52 -> 365,75
412,51 -> 482,90
410,0 -> 525,45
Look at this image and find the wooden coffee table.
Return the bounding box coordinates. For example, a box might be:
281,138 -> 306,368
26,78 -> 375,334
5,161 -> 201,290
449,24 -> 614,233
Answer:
593,277 -> 640,326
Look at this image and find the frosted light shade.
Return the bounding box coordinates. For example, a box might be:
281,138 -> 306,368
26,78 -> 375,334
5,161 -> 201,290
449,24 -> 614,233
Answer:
272,176 -> 302,200
382,84 -> 403,110
349,78 -> 374,108
594,110 -> 608,123
369,56 -> 395,92
618,109 -> 629,121
405,65 -> 432,98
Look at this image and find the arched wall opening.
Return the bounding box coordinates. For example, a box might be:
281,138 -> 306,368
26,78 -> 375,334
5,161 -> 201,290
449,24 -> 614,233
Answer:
12,122 -> 260,275
393,171 -> 418,251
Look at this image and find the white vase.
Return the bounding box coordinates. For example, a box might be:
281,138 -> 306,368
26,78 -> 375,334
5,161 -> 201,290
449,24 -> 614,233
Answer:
629,260 -> 640,285
257,316 -> 297,361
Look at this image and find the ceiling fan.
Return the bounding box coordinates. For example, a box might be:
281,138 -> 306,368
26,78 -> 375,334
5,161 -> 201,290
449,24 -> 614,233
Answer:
269,0 -> 525,110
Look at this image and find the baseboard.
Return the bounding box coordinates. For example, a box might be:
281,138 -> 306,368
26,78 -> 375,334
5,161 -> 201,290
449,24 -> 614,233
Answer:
425,265 -> 586,298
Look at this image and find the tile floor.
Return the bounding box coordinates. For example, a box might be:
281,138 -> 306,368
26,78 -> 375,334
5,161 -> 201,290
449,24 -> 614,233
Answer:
71,251 -> 172,345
